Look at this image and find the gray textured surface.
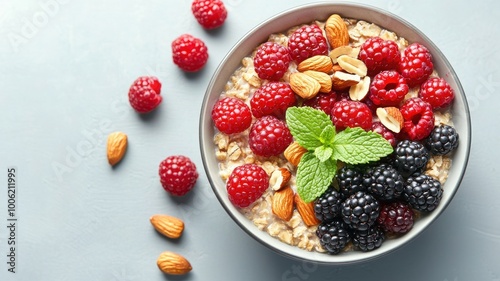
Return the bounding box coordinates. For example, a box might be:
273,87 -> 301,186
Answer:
0,0 -> 497,280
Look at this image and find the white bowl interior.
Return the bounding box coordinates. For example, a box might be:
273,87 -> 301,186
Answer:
199,2 -> 471,264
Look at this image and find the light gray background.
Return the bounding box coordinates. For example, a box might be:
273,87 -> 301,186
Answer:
0,0 -> 497,280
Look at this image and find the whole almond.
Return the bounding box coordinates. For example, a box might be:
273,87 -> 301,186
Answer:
376,107 -> 404,133
324,14 -> 350,49
294,194 -> 320,227
303,70 -> 332,93
107,132 -> 128,166
297,55 -> 334,73
157,251 -> 192,275
272,186 -> 294,221
289,72 -> 321,99
331,71 -> 360,90
150,214 -> 184,239
284,141 -> 308,166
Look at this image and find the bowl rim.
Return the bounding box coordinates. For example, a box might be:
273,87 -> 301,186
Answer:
199,1 -> 472,264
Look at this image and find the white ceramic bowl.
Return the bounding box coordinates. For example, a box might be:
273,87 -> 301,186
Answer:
199,2 -> 471,264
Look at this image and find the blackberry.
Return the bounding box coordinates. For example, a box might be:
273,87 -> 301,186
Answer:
341,191 -> 380,231
351,225 -> 385,252
337,166 -> 368,199
403,174 -> 443,212
314,188 -> 343,222
364,163 -> 404,201
316,219 -> 351,254
393,140 -> 430,177
377,201 -> 414,234
425,124 -> 459,155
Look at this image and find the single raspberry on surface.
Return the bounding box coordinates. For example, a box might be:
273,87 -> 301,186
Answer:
249,115 -> 293,157
377,201 -> 414,234
226,164 -> 269,208
159,155 -> 199,196
303,91 -> 338,116
369,70 -> 409,107
288,24 -> 328,63
250,82 -> 296,119
358,37 -> 401,75
211,97 -> 252,134
331,100 -> 373,131
253,42 -> 291,81
172,34 -> 208,72
371,121 -> 397,147
419,77 -> 455,109
191,0 -> 227,29
128,76 -> 162,113
400,97 -> 435,141
399,43 -> 434,87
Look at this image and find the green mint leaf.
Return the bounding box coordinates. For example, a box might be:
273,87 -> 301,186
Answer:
319,125 -> 336,145
296,152 -> 337,203
332,127 -> 394,165
314,146 -> 333,162
286,107 -> 333,150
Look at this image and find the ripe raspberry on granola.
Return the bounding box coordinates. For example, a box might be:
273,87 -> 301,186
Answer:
191,0 -> 227,29
358,37 -> 401,75
249,115 -> 293,157
253,42 -> 291,81
400,97 -> 435,141
172,34 -> 209,72
212,97 -> 252,134
288,24 -> 328,63
369,70 -> 409,107
227,164 -> 269,208
250,82 -> 296,119
331,100 -> 373,131
399,43 -> 434,87
419,77 -> 455,109
128,76 -> 162,113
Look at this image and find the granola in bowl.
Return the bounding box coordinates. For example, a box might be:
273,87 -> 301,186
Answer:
200,3 -> 470,263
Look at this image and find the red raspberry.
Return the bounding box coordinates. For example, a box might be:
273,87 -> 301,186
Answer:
331,100 -> 373,131
400,97 -> 435,141
371,122 -> 397,147
358,37 -> 401,75
227,164 -> 269,208
253,42 -> 291,81
211,97 -> 252,134
399,43 -> 433,87
369,70 -> 409,106
377,202 -> 414,234
191,0 -> 227,29
172,34 -> 208,72
419,77 -> 454,109
250,82 -> 296,119
288,24 -> 328,63
128,76 -> 162,113
302,91 -> 338,116
249,116 -> 293,157
159,155 -> 198,196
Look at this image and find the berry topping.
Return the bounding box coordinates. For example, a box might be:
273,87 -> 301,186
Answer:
364,163 -> 404,201
377,201 -> 414,234
128,76 -> 162,113
400,97 -> 435,141
172,34 -> 209,72
316,219 -> 351,254
419,77 -> 455,109
425,124 -> 459,155
159,155 -> 199,196
303,91 -> 338,116
253,42 -> 291,81
358,37 -> 401,75
331,100 -> 373,131
371,121 -> 397,147
399,43 -> 434,87
336,166 -> 368,199
351,225 -> 385,252
249,115 -> 293,157
369,70 -> 409,107
226,164 -> 269,208
211,97 -> 252,134
314,187 -> 343,222
403,174 -> 443,212
393,140 -> 430,177
288,24 -> 328,63
250,82 -> 296,119
191,0 -> 227,29
341,191 -> 380,231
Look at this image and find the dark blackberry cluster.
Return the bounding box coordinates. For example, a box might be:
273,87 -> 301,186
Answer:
336,166 -> 368,198
403,174 -> 443,212
341,191 -> 380,231
425,124 -> 459,155
363,163 -> 404,201
393,140 -> 430,177
316,219 -> 351,254
314,188 -> 343,222
351,225 -> 385,252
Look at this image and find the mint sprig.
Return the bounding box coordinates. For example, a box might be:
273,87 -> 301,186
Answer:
285,106 -> 393,202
